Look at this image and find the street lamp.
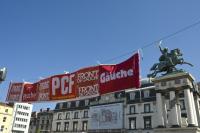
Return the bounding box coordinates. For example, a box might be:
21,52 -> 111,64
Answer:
0,67 -> 7,83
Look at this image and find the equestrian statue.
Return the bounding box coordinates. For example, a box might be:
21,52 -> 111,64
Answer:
147,44 -> 193,78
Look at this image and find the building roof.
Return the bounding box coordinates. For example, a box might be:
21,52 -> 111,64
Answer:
0,102 -> 13,108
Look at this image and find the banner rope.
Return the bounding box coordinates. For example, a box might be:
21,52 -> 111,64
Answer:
3,19 -> 200,83
101,19 -> 200,63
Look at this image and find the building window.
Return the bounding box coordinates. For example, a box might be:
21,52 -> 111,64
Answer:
175,79 -> 181,84
23,106 -> 30,110
56,122 -> 61,131
68,102 -> 71,108
41,125 -> 44,130
57,113 -> 62,120
64,122 -> 69,131
42,120 -> 44,124
74,112 -> 79,119
161,81 -> 166,86
37,119 -> 39,125
85,99 -> 89,106
130,92 -> 136,100
5,109 -> 8,113
144,116 -> 152,129
82,121 -> 88,131
144,103 -> 151,113
83,110 -> 88,118
3,117 -> 6,122
17,105 -> 22,108
130,105 -> 136,114
66,112 -> 70,119
76,101 -> 79,107
0,125 -> 4,131
73,121 -> 78,131
129,117 -> 136,129
46,120 -> 49,125
180,100 -> 186,110
144,90 -> 150,98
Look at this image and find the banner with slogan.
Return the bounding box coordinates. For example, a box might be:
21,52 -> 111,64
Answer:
50,73 -> 77,100
37,78 -> 51,101
22,83 -> 38,102
6,82 -> 24,102
76,66 -> 99,99
6,52 -> 140,103
99,53 -> 140,94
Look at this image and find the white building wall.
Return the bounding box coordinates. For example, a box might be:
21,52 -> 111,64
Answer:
11,102 -> 33,133
125,102 -> 156,133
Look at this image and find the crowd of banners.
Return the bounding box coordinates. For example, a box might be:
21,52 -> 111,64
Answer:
6,53 -> 140,102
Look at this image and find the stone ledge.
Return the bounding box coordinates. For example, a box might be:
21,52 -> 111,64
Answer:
154,127 -> 200,133
152,72 -> 194,83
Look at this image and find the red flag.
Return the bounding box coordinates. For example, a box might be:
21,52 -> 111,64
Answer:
99,52 -> 140,94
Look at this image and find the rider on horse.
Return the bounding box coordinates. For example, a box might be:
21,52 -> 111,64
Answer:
148,44 -> 193,78
159,45 -> 174,67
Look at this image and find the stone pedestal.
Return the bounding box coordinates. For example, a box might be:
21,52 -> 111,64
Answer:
194,94 -> 200,127
184,88 -> 197,126
156,92 -> 165,127
152,72 -> 198,129
168,90 -> 180,127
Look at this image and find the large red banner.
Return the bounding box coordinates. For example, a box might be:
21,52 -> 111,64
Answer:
99,53 -> 140,94
6,53 -> 140,102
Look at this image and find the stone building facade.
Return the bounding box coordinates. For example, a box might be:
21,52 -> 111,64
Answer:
29,112 -> 38,133
52,100 -> 90,133
29,74 -> 200,133
35,108 -> 53,133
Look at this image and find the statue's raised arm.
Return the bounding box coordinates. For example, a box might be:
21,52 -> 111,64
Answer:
159,44 -> 163,54
159,44 -> 168,55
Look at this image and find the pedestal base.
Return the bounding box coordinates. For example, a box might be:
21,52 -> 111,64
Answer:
154,127 -> 200,133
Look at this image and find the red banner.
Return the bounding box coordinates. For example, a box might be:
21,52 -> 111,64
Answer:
99,53 -> 140,94
6,53 -> 140,102
76,66 -> 99,99
6,82 -> 24,102
50,73 -> 77,100
22,83 -> 38,102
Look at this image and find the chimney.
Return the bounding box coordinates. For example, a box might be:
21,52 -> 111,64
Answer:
47,108 -> 50,112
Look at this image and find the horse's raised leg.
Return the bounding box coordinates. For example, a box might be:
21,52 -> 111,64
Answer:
151,64 -> 158,71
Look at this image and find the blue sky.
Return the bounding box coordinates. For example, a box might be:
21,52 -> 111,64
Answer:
1,0 -> 200,111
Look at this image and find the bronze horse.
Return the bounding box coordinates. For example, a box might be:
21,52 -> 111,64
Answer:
148,48 -> 193,78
